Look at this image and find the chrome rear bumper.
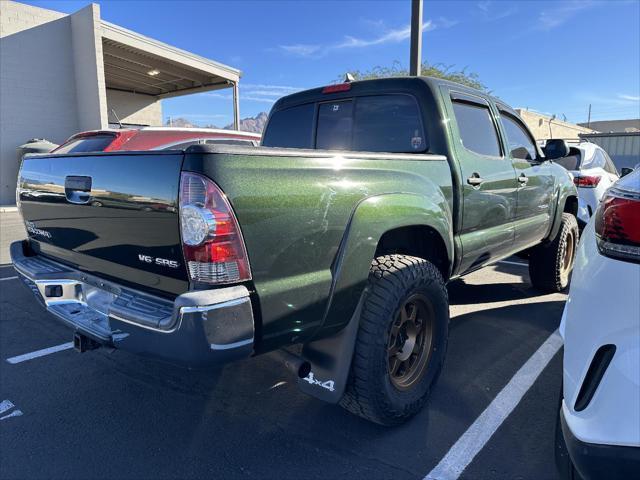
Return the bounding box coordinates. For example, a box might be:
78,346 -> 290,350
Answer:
11,241 -> 254,366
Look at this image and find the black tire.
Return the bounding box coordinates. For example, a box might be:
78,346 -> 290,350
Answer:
529,213 -> 579,293
339,254 -> 449,426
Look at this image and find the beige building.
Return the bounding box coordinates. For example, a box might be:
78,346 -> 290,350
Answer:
0,1 -> 241,204
515,109 -> 596,142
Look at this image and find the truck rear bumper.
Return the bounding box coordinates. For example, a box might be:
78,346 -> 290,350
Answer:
10,240 -> 254,367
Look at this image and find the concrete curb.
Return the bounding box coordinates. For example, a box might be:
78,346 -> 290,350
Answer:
0,206 -> 19,213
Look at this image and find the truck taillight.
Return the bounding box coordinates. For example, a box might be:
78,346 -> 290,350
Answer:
573,175 -> 601,188
179,172 -> 251,284
594,190 -> 640,263
322,83 -> 351,94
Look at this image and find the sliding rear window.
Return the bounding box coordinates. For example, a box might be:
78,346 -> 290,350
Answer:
54,134 -> 116,154
263,94 -> 427,153
352,95 -> 426,152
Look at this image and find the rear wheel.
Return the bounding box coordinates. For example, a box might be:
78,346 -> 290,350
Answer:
529,213 -> 579,292
340,255 -> 449,426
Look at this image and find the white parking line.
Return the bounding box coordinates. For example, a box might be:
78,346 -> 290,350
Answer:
425,330 -> 563,480
1,410 -> 23,420
497,260 -> 528,267
6,342 -> 74,364
0,276 -> 18,282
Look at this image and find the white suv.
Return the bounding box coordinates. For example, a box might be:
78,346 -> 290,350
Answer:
553,142 -> 620,228
557,168 -> 640,479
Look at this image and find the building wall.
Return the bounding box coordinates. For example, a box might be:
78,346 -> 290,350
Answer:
70,3 -> 108,130
106,89 -> 162,126
581,133 -> 640,170
0,0 -> 64,36
0,1 -> 80,204
579,119 -> 640,133
516,109 -> 595,141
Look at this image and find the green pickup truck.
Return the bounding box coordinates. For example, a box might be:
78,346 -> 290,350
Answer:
13,76 -> 578,425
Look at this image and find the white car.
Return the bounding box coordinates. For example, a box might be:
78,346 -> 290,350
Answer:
553,142 -> 620,227
557,168 -> 640,479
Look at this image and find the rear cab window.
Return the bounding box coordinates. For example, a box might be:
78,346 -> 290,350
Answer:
262,103 -> 315,149
54,134 -> 115,154
316,101 -> 353,150
263,93 -> 427,153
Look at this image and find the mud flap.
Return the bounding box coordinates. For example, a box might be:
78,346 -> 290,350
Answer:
296,293 -> 364,404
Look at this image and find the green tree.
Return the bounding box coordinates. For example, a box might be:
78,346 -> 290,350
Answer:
339,60 -> 488,92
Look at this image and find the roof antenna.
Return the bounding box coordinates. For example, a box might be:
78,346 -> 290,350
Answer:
343,72 -> 355,83
111,108 -> 123,129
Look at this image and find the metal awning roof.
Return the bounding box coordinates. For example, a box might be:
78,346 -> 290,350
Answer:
100,21 -> 241,98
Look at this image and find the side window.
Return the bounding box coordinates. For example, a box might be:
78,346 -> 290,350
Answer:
262,103 -> 315,149
452,101 -> 501,157
499,113 -> 538,160
316,101 -> 353,150
353,95 -> 426,153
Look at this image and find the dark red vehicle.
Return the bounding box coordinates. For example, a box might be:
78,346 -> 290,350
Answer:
52,127 -> 261,153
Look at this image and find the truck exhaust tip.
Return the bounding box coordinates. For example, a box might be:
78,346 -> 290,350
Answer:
277,350 -> 311,379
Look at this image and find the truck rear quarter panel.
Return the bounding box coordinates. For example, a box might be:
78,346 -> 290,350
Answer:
183,149 -> 453,351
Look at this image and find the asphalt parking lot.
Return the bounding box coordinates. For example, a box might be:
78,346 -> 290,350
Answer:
0,215 -> 566,480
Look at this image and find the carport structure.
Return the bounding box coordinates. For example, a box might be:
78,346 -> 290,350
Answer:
101,20 -> 241,127
0,1 -> 241,204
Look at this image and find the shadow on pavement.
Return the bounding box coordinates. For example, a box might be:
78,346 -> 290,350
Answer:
492,261 -> 529,280
448,277 -> 547,306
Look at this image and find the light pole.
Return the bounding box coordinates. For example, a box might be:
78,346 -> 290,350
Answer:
410,0 -> 423,76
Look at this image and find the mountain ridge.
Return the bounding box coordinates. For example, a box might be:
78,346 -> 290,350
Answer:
165,112 -> 268,133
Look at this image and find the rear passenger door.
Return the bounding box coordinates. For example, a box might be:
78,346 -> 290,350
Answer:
497,107 -> 556,251
446,91 -> 519,273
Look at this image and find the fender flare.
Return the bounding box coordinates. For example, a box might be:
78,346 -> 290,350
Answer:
547,181 -> 579,242
297,192 -> 453,403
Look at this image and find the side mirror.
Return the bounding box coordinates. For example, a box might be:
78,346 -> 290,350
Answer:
543,139 -> 570,160
621,167 -> 633,177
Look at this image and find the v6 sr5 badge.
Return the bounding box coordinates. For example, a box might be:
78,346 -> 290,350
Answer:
138,254 -> 179,269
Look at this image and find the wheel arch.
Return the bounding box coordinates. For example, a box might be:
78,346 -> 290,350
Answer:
563,195 -> 578,216
547,180 -> 579,242
320,192 -> 453,336
374,225 -> 450,281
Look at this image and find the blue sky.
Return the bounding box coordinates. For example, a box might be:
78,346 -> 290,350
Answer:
25,0 -> 640,127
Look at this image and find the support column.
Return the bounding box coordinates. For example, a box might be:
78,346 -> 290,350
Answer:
233,82 -> 240,130
410,0 -> 423,77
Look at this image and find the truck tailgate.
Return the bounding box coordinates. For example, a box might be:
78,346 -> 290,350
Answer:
17,152 -> 188,297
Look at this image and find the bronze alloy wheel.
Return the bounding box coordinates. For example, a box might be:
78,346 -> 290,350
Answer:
560,228 -> 576,284
387,293 -> 434,390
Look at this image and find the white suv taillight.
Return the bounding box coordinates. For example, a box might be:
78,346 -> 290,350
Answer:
179,172 -> 251,284
594,188 -> 640,263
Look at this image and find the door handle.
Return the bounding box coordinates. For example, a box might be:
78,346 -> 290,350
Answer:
65,175 -> 92,204
518,174 -> 529,185
467,173 -> 484,187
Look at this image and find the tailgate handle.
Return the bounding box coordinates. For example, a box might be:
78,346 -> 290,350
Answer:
65,176 -> 92,204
